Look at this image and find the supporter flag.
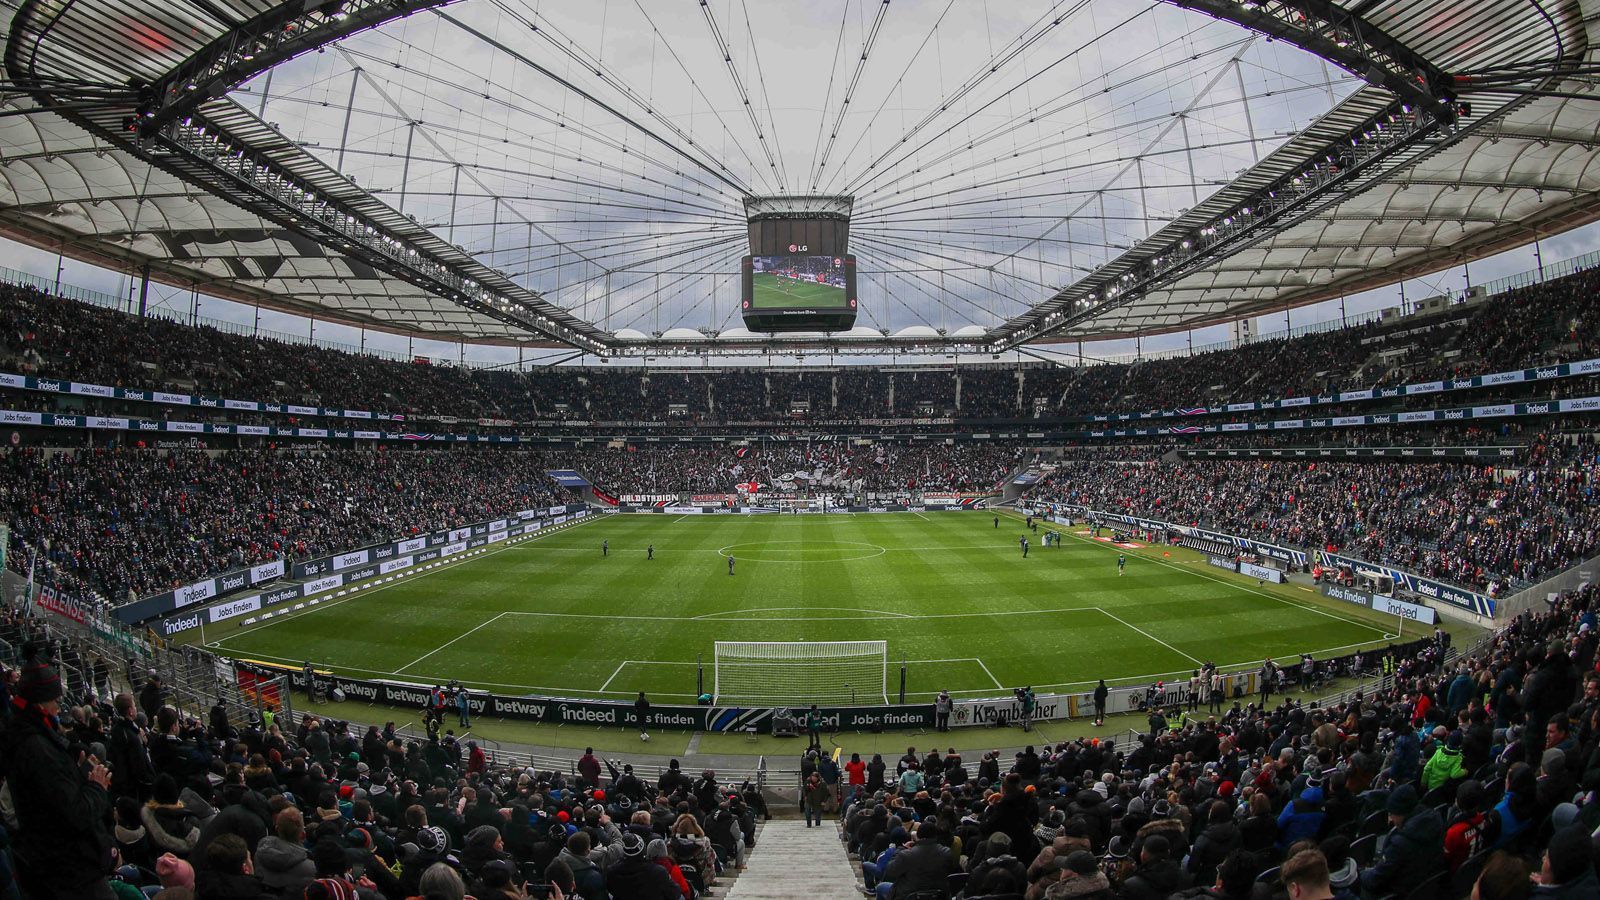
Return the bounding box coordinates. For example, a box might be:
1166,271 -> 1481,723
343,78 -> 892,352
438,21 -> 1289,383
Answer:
736,481 -> 761,493
733,447 -> 749,459
22,554 -> 36,618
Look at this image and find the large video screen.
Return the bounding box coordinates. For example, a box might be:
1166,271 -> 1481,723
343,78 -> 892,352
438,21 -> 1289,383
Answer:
743,255 -> 856,312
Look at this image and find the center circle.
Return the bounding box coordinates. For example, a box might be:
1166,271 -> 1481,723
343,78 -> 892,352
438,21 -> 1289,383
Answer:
715,539 -> 887,563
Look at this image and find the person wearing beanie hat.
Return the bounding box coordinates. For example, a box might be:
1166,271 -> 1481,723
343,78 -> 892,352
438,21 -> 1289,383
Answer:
461,824 -> 510,882
2,643 -> 115,899
1360,784 -> 1444,898
1045,849 -> 1113,900
644,838 -> 694,900
1534,824 -> 1600,898
603,829 -> 677,899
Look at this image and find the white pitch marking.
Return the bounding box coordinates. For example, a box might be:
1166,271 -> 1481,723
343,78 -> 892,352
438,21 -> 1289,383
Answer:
393,611 -> 509,674
1096,607 -> 1204,666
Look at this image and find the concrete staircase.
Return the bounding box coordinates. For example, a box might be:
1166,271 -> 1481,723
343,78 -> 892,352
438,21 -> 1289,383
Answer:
723,818 -> 863,899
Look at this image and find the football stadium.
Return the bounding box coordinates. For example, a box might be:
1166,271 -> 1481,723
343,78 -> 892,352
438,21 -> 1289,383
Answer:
1,2 -> 1598,899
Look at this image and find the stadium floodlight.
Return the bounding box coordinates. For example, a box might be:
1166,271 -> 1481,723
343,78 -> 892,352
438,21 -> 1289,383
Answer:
713,641 -> 888,706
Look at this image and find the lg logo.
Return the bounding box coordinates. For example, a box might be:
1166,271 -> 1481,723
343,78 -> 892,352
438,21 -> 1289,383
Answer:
787,244 -> 809,253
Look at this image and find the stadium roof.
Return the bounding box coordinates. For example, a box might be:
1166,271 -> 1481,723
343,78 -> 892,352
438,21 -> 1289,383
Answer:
2,1 -> 1598,355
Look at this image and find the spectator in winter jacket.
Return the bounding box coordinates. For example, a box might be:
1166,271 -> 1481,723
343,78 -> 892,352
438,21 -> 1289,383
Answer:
646,839 -> 693,900
1,647 -> 114,899
1533,825 -> 1600,899
883,822 -> 960,899
556,831 -> 607,900
1422,731 -> 1466,792
255,807 -> 316,898
1275,787 -> 1326,850
1380,716 -> 1422,785
1359,785 -> 1444,898
604,832 -> 678,900
108,692 -> 153,801
1118,834 -> 1190,900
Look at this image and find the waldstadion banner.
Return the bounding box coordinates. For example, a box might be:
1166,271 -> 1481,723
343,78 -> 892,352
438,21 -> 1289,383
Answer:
136,506 -> 589,628
3,356 -> 1595,430
1314,549 -> 1494,617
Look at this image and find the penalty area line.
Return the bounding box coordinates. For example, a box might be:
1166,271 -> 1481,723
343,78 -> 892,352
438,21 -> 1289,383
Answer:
1095,607 -> 1204,666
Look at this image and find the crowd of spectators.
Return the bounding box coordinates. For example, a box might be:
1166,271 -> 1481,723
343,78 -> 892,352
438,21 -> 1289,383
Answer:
834,585 -> 1600,900
0,448 -> 572,603
2,265 -> 1596,426
1030,432 -> 1600,594
0,441 -> 1026,606
5,575 -> 1600,899
0,602 -> 767,900
582,443 -> 1025,496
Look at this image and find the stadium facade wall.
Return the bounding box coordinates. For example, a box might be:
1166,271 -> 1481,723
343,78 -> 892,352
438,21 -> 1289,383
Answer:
1492,555 -> 1600,620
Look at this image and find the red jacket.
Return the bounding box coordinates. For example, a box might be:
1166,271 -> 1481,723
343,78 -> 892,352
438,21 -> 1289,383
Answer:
654,857 -> 693,899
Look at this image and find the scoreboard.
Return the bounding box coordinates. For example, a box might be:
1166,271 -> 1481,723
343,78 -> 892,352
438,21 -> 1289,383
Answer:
740,254 -> 857,332
741,197 -> 858,333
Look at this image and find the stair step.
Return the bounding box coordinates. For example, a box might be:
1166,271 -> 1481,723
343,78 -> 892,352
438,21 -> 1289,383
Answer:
723,820 -> 859,900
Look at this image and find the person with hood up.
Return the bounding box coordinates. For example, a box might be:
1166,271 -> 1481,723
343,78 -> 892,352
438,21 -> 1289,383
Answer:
1358,784 -> 1444,898
1275,785 -> 1326,850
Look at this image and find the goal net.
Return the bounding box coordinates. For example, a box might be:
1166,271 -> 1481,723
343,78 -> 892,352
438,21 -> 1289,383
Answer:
713,641 -> 888,706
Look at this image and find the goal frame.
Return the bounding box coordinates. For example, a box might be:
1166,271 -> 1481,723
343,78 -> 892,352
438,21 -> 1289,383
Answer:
712,640 -> 889,706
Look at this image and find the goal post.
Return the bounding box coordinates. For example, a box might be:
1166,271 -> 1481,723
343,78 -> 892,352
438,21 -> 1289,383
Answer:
713,641 -> 888,706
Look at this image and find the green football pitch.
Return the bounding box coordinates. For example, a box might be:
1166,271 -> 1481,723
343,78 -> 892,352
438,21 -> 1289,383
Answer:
186,511 -> 1427,705
750,271 -> 845,309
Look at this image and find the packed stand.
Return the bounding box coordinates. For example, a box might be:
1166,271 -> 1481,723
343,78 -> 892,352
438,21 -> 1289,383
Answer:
0,448 -> 571,604
0,609 -> 769,900
2,265 -> 1598,427
583,443 -> 1026,496
827,586 -> 1600,900
1030,432 -> 1600,594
